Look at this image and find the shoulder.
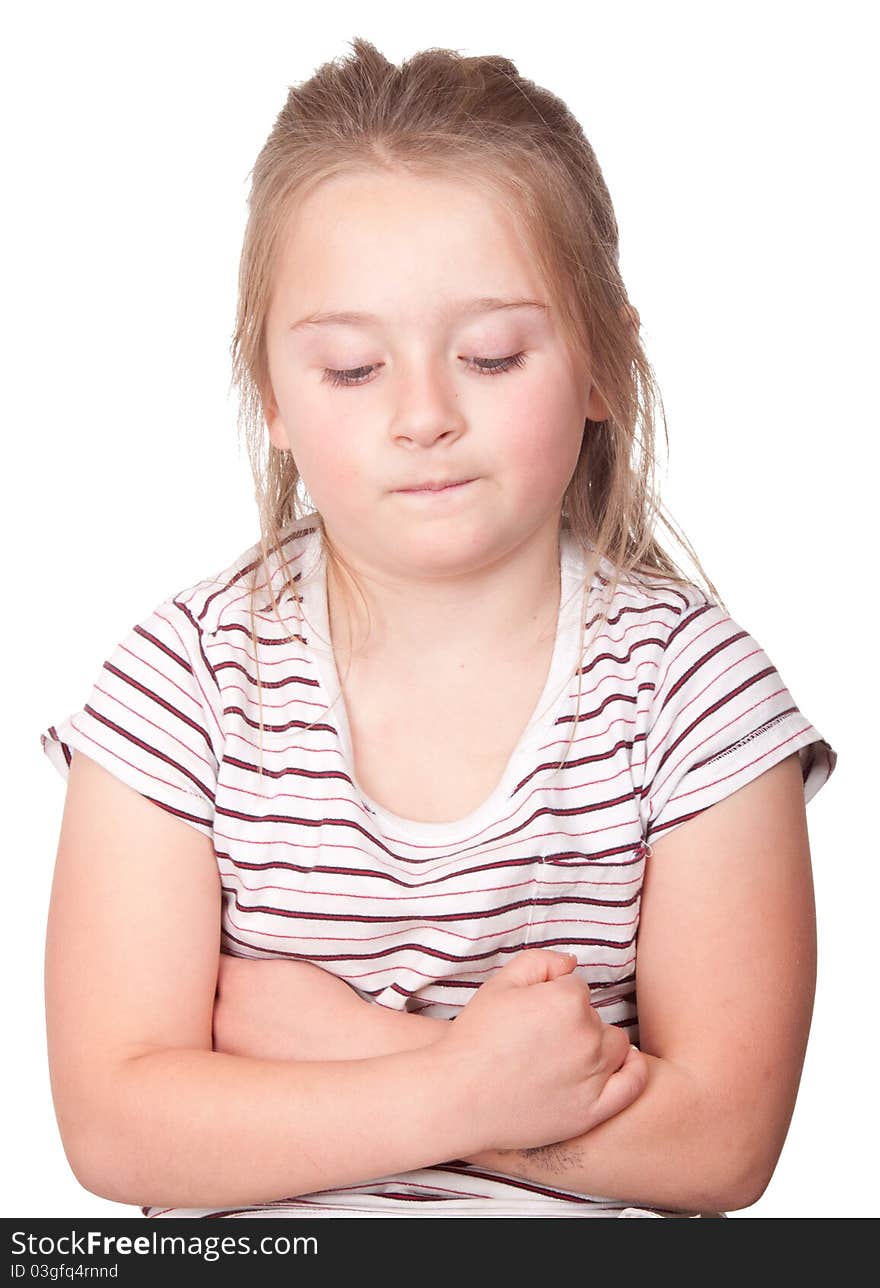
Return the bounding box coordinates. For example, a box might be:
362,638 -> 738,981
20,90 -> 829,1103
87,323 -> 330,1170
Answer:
585,550 -> 726,670
163,516 -> 322,643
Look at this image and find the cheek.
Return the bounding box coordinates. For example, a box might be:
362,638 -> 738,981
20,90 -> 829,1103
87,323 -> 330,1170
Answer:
267,350 -> 364,486
285,414 -> 366,511
503,383 -> 585,488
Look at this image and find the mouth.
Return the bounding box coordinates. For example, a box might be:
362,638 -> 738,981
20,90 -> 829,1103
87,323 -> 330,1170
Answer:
396,478 -> 477,495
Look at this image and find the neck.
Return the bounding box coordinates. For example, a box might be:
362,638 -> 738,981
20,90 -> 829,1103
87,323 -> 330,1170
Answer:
324,520 -> 564,672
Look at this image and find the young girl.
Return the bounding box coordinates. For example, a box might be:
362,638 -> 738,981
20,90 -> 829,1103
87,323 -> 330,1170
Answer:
41,38 -> 836,1219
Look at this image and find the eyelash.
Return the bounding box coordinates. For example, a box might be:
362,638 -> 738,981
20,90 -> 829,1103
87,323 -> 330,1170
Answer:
321,352 -> 529,388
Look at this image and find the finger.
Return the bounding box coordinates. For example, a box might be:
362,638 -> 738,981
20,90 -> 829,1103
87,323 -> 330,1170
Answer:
494,947 -> 576,989
586,1048 -> 649,1129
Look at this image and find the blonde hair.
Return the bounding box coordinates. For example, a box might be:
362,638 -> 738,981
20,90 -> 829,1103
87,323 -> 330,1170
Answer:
229,37 -> 726,782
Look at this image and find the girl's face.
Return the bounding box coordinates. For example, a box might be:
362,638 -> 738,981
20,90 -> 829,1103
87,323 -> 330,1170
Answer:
263,170 -> 607,581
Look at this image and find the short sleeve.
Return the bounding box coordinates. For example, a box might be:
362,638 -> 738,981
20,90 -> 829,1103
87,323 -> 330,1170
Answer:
40,590 -> 222,839
639,597 -> 837,847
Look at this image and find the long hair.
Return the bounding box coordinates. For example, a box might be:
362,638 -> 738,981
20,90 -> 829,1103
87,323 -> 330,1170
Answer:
229,37 -> 726,778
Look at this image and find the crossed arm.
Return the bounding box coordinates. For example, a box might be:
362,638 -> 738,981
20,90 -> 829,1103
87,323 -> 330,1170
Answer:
213,753 -> 817,1214
213,952 -> 723,1209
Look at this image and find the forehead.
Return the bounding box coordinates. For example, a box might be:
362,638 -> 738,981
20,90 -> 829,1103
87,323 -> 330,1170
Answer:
270,170 -> 548,321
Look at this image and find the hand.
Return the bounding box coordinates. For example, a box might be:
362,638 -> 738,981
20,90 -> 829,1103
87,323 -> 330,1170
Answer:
462,1044 -> 648,1171
435,947 -> 648,1154
212,953 -> 375,1062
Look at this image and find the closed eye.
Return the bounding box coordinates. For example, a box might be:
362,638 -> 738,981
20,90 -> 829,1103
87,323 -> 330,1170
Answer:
321,352 -> 529,388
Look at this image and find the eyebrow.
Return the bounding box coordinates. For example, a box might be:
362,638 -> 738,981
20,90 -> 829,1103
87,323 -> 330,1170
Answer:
288,297 -> 550,331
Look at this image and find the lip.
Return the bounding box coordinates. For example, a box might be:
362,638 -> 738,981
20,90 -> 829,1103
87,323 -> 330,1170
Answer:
396,478 -> 477,494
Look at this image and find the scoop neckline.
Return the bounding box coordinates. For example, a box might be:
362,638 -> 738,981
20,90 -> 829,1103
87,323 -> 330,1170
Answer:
296,521 -> 588,844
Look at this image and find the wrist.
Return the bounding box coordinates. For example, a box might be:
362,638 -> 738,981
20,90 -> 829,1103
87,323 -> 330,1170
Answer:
358,1006 -> 449,1056
462,1146 -> 514,1172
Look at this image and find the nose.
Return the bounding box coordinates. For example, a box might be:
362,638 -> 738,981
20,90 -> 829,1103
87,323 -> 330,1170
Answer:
388,356 -> 467,447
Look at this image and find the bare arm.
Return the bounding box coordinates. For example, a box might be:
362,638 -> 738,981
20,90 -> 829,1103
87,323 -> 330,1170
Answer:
45,753 -> 478,1212
463,1053 -> 724,1210
101,1042 -> 474,1209
216,959 -> 720,1210
224,755 -> 816,1214
462,755 -> 817,1213
211,953 -> 449,1062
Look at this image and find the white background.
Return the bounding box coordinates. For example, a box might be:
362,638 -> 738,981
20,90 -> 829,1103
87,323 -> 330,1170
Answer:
4,0 -> 875,1219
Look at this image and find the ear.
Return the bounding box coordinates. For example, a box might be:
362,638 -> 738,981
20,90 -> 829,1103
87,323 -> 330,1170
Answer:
584,304 -> 640,422
585,382 -> 611,422
262,388 -> 289,453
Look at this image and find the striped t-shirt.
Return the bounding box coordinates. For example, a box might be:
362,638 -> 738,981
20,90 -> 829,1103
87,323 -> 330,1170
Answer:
41,515 -> 837,1219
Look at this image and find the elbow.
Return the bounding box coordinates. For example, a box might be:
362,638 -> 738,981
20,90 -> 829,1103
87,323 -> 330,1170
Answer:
704,1130 -> 780,1213
710,1168 -> 767,1214
55,1090 -> 144,1207
677,1062 -> 789,1213
724,1149 -> 780,1212
69,1125 -> 162,1208
52,1052 -> 172,1208
68,1141 -> 174,1211
74,1164 -> 132,1207
716,1166 -> 773,1213
63,1131 -> 134,1206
